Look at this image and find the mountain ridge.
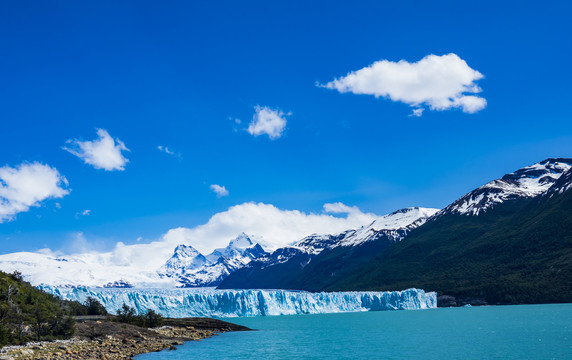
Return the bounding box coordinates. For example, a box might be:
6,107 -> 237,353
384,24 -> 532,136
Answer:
218,207 -> 438,290
220,158 -> 572,306
324,164 -> 572,305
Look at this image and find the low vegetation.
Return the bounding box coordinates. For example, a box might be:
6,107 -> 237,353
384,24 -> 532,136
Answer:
115,304 -> 164,328
0,270 -> 165,348
0,271 -> 78,346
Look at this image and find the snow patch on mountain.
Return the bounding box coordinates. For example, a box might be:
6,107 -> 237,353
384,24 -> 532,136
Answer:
243,207 -> 439,273
335,207 -> 439,247
158,244 -> 207,276
441,158 -> 572,216
0,251 -> 172,288
159,233 -> 268,287
546,167 -> 572,197
0,233 -> 267,288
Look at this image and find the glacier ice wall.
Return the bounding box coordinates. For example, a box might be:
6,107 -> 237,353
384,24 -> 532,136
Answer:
39,286 -> 436,318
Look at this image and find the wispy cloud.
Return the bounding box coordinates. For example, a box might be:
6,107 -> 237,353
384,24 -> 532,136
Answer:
409,108 -> 424,117
0,162 -> 69,222
319,53 -> 486,115
75,209 -> 91,218
210,184 -> 229,198
64,129 -> 130,171
247,106 -> 289,139
157,145 -> 182,159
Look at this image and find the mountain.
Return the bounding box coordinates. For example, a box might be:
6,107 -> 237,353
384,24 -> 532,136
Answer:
439,158 -> 572,216
323,158 -> 572,305
158,244 -> 208,277
218,207 -> 439,290
159,233 -> 268,287
0,233 -> 267,288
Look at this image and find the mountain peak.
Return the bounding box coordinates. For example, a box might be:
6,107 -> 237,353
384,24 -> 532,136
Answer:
159,244 -> 207,277
546,166 -> 572,197
441,158 -> 572,216
228,233 -> 254,249
371,207 -> 440,231
171,244 -> 202,260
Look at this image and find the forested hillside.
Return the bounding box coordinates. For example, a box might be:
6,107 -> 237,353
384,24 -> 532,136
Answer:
0,270 -> 78,346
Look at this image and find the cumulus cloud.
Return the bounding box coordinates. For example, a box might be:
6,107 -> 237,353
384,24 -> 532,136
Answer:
320,53 -> 486,115
210,184 -> 229,198
0,202 -> 387,286
0,162 -> 69,222
160,202 -> 380,254
247,106 -> 288,139
64,129 -> 129,171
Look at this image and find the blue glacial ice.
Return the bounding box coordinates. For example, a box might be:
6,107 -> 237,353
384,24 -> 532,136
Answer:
39,286 -> 437,318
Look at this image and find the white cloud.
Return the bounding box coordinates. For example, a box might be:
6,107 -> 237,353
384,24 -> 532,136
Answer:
247,106 -> 288,139
210,184 -> 229,198
157,146 -> 174,155
157,146 -> 182,159
64,129 -> 130,171
409,108 -> 424,117
320,53 -> 486,115
160,202 -> 380,254
323,202 -> 360,214
68,232 -> 92,254
76,209 -> 91,218
0,162 -> 69,222
0,202 -> 386,286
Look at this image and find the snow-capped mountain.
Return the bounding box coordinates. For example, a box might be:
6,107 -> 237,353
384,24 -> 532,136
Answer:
218,207 -> 439,289
334,207 -> 439,248
546,166 -> 572,197
159,233 -> 268,287
0,250 -> 169,288
206,233 -> 266,263
290,207 -> 438,253
440,158 -> 572,216
158,244 -> 208,277
3,158 -> 569,291
0,233 -> 267,288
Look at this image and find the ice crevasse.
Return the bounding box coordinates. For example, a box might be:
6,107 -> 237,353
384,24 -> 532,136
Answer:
39,286 -> 437,318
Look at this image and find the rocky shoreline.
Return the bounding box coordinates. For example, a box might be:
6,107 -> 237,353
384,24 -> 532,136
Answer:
0,317 -> 250,360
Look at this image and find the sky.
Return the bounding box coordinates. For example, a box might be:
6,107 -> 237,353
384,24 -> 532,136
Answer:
1,0 -> 571,255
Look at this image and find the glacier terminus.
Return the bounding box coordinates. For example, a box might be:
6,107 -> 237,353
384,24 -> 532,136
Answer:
39,286 -> 436,318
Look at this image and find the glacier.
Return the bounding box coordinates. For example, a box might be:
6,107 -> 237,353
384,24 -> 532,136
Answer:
39,286 -> 436,318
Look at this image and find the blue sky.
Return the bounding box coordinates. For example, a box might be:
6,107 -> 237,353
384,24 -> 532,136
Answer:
1,0 -> 571,254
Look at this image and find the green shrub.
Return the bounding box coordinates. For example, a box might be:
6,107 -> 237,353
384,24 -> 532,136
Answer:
114,304 -> 164,328
84,297 -> 107,316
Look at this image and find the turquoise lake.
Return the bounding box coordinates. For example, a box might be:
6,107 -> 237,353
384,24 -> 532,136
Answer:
136,304 -> 572,359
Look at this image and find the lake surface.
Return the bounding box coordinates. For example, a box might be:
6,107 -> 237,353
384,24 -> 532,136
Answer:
137,304 -> 572,359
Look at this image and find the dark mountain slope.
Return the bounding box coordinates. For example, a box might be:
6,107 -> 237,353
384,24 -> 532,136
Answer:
219,231 -> 400,290
326,174 -> 572,305
218,207 -> 438,290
